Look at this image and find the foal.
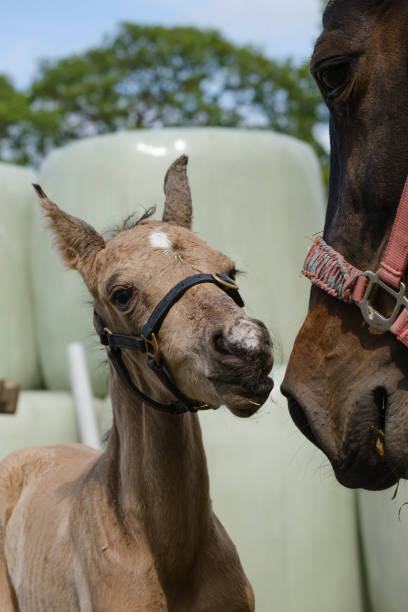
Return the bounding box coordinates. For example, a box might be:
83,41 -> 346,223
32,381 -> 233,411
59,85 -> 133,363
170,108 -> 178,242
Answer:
0,156 -> 273,611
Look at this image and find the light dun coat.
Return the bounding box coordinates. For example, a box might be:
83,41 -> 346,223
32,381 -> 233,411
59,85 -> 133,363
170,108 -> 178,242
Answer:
0,156 -> 273,611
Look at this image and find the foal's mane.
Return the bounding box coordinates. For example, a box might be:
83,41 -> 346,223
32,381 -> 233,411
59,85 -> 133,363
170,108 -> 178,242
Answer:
106,206 -> 156,238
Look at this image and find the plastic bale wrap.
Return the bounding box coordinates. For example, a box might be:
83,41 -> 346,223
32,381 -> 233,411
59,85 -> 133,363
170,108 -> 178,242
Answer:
0,163 -> 42,389
358,486 -> 408,612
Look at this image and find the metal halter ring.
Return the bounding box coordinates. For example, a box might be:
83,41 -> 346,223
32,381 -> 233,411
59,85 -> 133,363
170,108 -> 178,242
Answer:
212,273 -> 239,290
359,270 -> 408,332
141,333 -> 161,366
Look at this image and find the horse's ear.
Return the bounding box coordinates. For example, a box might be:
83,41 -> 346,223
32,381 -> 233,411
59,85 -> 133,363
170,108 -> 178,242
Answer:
162,155 -> 192,229
33,184 -> 105,286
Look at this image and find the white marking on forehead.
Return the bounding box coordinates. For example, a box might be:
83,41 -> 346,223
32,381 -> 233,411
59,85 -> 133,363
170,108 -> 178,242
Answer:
149,230 -> 173,252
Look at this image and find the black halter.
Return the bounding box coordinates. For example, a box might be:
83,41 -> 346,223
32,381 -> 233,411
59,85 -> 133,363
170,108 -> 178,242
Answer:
94,273 -> 245,415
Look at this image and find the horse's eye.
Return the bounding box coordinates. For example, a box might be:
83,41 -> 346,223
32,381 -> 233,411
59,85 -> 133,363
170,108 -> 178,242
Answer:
228,268 -> 236,281
112,289 -> 132,309
315,61 -> 351,97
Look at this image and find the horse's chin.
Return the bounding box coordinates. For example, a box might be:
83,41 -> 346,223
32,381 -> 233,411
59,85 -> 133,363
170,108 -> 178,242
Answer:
334,461 -> 400,491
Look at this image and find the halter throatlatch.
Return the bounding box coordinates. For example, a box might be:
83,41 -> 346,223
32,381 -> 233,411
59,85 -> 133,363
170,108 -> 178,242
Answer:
302,176 -> 408,346
94,273 -> 245,415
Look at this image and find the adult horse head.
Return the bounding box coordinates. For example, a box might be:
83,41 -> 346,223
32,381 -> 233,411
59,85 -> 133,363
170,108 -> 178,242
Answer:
282,0 -> 408,490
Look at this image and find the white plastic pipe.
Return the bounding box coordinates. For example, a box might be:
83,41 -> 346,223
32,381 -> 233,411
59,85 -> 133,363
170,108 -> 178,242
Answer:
67,342 -> 101,450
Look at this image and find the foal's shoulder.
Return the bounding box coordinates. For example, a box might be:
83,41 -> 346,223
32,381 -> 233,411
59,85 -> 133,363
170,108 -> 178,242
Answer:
0,446 -> 55,535
0,444 -> 100,527
0,443 -> 98,479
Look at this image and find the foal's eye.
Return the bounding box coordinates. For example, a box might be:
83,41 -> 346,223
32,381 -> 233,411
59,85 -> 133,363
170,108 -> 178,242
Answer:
314,60 -> 352,98
112,289 -> 133,310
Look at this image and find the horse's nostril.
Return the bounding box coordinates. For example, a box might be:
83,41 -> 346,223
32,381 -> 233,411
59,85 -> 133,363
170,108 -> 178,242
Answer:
213,332 -> 232,356
286,396 -> 320,450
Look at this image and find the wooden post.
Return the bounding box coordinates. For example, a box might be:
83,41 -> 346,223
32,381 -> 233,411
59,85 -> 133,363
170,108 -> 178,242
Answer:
0,380 -> 20,414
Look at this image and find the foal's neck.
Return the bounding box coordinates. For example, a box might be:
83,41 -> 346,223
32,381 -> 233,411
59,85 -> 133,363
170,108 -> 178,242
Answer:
104,369 -> 211,584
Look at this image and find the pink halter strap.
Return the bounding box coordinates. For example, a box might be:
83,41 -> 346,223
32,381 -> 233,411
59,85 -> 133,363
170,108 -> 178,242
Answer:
379,178 -> 408,288
302,176 -> 408,347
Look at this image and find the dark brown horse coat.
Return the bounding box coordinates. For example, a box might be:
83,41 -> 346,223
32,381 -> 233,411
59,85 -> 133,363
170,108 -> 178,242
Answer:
283,0 -> 408,490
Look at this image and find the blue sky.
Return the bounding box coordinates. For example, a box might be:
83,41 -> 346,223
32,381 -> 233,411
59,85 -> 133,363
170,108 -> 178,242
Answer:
1,0 -> 322,88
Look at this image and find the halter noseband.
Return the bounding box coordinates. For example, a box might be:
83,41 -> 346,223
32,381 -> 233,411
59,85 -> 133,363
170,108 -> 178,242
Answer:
302,176 -> 408,346
94,273 -> 244,415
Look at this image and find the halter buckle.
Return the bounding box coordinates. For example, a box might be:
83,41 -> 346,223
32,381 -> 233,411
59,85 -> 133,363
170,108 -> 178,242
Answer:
101,327 -> 113,346
359,270 -> 408,331
141,333 -> 160,366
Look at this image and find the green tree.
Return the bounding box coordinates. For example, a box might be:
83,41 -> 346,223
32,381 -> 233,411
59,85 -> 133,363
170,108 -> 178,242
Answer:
0,76 -> 31,164
0,24 -> 328,171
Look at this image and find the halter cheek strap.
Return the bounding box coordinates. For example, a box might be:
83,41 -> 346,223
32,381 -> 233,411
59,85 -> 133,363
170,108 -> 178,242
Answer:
379,178 -> 408,289
94,273 -> 245,415
302,175 -> 408,347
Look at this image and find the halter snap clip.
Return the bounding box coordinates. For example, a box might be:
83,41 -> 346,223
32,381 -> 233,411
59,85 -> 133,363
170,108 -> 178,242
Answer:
359,271 -> 408,332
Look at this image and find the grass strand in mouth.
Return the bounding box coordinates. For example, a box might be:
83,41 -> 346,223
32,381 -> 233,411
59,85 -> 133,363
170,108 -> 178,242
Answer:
371,425 -> 385,457
376,438 -> 385,457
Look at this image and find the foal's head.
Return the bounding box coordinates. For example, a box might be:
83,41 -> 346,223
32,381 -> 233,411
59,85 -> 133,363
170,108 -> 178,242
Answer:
36,156 -> 273,417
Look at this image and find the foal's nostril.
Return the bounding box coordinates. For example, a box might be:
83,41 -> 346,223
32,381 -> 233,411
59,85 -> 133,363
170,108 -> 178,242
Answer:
213,332 -> 233,356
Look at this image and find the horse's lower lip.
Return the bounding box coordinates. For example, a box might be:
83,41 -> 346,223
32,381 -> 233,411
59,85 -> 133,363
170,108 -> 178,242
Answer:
322,442 -> 399,490
330,425 -> 401,491
285,392 -> 400,490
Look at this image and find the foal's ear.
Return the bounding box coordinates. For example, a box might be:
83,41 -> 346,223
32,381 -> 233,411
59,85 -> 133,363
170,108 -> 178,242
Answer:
33,184 -> 105,285
162,155 -> 192,229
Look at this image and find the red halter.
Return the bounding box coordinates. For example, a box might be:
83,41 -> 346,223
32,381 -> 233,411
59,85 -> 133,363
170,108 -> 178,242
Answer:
302,177 -> 408,346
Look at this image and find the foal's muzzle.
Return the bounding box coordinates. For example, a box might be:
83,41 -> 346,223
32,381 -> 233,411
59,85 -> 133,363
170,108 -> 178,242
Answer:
95,273 -> 246,415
